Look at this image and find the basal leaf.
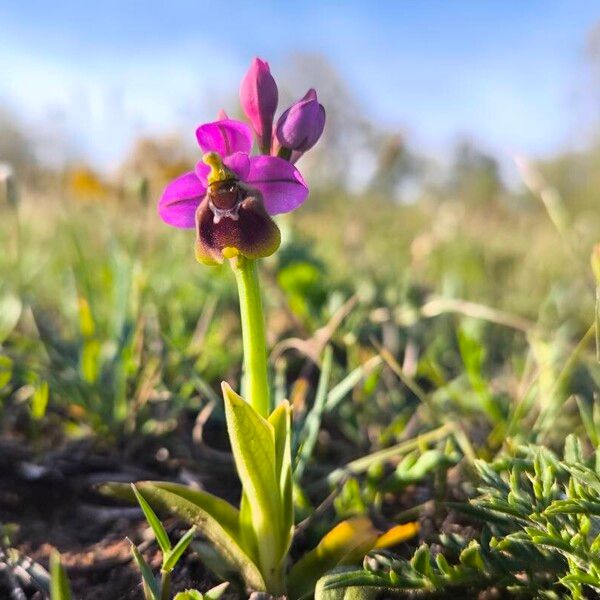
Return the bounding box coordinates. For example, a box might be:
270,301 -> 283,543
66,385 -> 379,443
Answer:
268,399 -> 294,560
193,541 -> 245,586
102,481 -> 265,592
137,483 -> 264,591
239,491 -> 259,565
222,383 -> 283,581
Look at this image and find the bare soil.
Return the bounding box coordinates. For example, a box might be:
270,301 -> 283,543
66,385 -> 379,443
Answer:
0,424 -> 234,600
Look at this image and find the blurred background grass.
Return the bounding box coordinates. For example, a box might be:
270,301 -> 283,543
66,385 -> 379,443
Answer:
1,131 -> 598,446
1,2 -> 600,450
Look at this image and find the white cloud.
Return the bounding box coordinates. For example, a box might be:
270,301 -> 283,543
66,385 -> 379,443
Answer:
0,37 -> 243,169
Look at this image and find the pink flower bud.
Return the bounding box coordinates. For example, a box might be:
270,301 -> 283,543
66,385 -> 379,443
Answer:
240,58 -> 278,154
275,89 -> 325,153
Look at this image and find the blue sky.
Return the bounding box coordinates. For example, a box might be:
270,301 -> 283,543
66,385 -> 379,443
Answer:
1,1 -> 599,169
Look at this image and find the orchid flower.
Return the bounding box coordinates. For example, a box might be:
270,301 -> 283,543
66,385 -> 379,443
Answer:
158,118 -> 308,265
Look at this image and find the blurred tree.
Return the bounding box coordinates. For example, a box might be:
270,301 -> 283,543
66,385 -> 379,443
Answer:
367,132 -> 422,200
118,135 -> 193,200
535,143 -> 600,213
0,106 -> 36,178
447,139 -> 503,207
278,53 -> 376,192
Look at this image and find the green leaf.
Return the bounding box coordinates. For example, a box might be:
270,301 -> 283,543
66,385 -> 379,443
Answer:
390,449 -> 451,488
0,294 -> 22,344
238,491 -> 259,565
315,573 -> 379,600
435,553 -> 453,576
576,396 -> 599,446
31,381 -> 49,420
102,481 -> 265,592
459,541 -> 484,571
0,354 -> 13,390
334,478 -> 367,517
130,540 -> 160,600
323,425 -> 452,488
318,569 -> 388,594
295,345 -> 333,480
76,294 -> 95,338
457,324 -> 503,423
204,582 -> 230,599
163,526 -> 196,572
80,338 -> 100,384
222,383 -> 283,581
50,550 -> 72,600
596,285 -> 600,364
268,399 -> 294,559
411,545 -> 433,577
287,517 -> 379,600
102,481 -> 239,537
325,357 -> 382,412
564,435 -> 583,464
174,591 -> 204,600
192,541 -> 244,586
131,484 -> 171,555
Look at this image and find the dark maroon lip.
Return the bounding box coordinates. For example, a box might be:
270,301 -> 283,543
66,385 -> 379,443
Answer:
195,192 -> 281,264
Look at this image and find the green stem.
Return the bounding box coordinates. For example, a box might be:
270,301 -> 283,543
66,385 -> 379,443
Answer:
230,256 -> 270,418
160,570 -> 171,600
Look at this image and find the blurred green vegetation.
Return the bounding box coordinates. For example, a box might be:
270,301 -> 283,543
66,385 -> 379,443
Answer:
0,138 -> 597,445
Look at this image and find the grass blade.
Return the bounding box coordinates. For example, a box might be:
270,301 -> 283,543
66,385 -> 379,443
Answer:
132,484 -> 171,555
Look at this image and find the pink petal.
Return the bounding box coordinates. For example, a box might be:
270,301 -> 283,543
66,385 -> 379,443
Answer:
195,152 -> 250,188
246,155 -> 308,215
158,171 -> 205,228
224,152 -> 250,180
196,119 -> 253,157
